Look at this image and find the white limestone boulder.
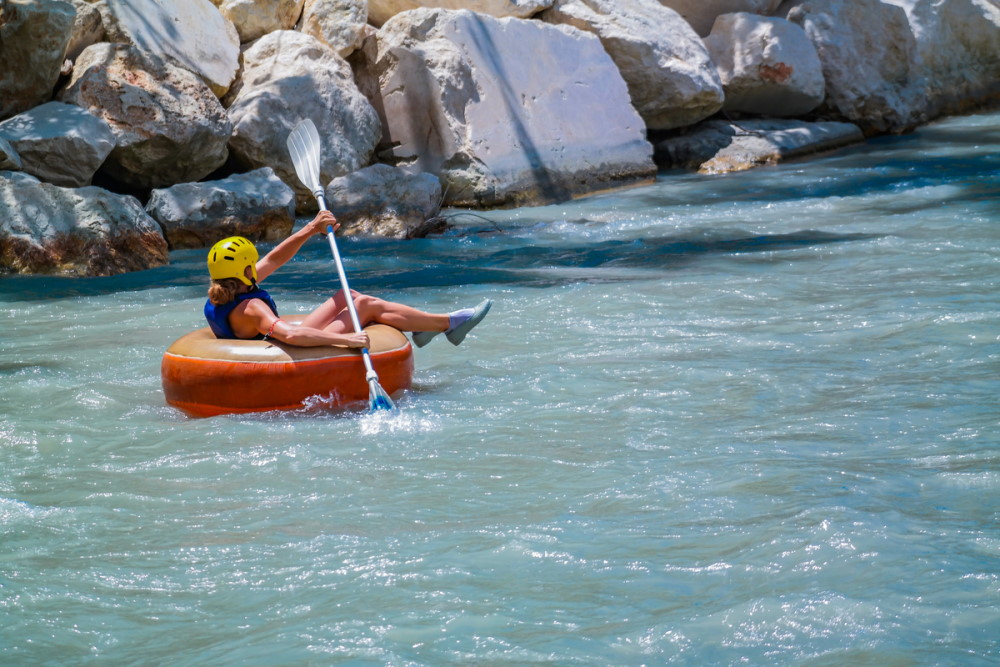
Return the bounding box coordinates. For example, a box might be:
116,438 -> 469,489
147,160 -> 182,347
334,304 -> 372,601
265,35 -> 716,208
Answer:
300,0 -> 368,57
0,170 -> 168,276
370,9 -> 655,208
58,43 -> 233,189
539,0 -> 723,131
785,0 -> 923,134
0,102 -> 116,188
211,0 -> 305,43
658,0 -> 783,36
368,0 -> 554,27
324,164 -> 444,238
146,168 -> 296,249
652,118 -> 863,173
883,0 -> 1000,120
105,0 -> 240,97
225,30 -> 381,212
0,0 -> 76,120
704,12 -> 824,117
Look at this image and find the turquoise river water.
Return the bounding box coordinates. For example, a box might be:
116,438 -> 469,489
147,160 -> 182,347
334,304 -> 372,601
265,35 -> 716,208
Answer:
2,111 -> 998,665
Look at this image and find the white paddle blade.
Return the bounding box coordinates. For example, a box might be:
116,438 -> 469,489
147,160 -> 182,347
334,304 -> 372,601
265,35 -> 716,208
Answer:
286,119 -> 323,197
369,379 -> 396,412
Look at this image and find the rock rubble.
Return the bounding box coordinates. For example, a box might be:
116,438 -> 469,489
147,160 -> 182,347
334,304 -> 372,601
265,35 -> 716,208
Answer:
0,0 -> 996,275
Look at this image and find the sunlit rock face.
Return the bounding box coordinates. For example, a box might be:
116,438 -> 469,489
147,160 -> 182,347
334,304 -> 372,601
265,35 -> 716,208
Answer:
704,12 -> 825,117
58,43 -> 233,189
540,0 -> 724,131
225,30 -> 382,212
369,8 -> 655,208
367,0 -> 554,27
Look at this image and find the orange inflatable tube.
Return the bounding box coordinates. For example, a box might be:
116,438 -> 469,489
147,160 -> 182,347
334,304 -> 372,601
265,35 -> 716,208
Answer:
161,316 -> 413,417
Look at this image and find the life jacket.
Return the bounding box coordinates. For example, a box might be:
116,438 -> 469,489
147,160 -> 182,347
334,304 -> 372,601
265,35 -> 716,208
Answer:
204,288 -> 279,339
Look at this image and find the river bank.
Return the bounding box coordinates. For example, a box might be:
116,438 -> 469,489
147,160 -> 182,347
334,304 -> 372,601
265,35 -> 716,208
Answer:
1,0 -> 998,277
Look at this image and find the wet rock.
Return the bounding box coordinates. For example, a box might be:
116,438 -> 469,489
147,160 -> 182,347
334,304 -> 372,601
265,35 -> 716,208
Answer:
225,30 -> 381,212
0,102 -> 116,188
539,0 -> 724,131
704,13 -> 824,117
0,0 -> 76,120
146,168 -> 296,249
212,0 -> 305,43
325,164 -> 444,238
659,0 -> 784,36
300,0 -> 368,57
370,8 -> 655,208
653,118 -> 862,173
785,0 -> 923,134
368,0 -> 554,27
104,0 -> 240,96
58,43 -> 233,190
0,171 -> 168,276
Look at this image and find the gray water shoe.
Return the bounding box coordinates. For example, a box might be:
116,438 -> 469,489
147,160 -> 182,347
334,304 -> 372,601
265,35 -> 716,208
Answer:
411,330 -> 439,348
446,298 -> 492,345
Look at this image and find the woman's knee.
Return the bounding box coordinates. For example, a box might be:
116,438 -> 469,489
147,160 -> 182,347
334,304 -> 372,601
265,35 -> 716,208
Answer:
353,293 -> 382,312
329,289 -> 359,307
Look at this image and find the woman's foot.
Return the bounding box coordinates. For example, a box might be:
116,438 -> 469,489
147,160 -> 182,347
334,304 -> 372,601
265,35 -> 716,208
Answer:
411,329 -> 439,347
446,298 -> 492,345
410,299 -> 493,347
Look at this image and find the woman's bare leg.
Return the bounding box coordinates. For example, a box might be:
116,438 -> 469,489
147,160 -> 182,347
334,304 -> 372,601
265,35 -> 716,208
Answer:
298,289 -> 354,330
300,290 -> 449,333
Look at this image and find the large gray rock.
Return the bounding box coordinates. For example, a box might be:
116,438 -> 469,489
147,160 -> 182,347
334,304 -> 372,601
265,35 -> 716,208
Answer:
653,118 -> 863,173
58,43 -> 233,189
370,9 -> 656,208
211,0 -> 305,43
0,0 -> 76,120
785,0 -> 923,134
368,0 -> 554,27
146,168 -> 296,249
658,0 -> 783,36
0,171 -> 168,276
0,102 -> 116,187
883,0 -> 1000,120
300,0 -> 368,57
105,0 -> 240,96
225,30 -> 381,212
704,12 -> 824,116
65,0 -> 106,61
540,0 -> 724,131
324,164 -> 444,238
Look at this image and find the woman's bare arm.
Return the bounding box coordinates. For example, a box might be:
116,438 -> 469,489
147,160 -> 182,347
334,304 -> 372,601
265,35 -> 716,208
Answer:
255,211 -> 339,283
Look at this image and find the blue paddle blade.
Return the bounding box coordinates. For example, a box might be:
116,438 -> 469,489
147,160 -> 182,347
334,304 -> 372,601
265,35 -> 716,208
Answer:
369,381 -> 396,412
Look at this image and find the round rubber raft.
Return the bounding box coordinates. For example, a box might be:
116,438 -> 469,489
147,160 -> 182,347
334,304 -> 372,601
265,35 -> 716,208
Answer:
161,316 -> 413,417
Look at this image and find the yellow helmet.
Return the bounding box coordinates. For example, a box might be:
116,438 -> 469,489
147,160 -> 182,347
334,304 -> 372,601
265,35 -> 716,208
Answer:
207,236 -> 258,286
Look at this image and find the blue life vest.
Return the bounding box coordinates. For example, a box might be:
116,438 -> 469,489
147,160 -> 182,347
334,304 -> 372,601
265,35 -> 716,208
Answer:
204,288 -> 279,339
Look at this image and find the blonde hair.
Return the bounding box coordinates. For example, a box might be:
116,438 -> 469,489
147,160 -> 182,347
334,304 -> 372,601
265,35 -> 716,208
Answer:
207,278 -> 244,306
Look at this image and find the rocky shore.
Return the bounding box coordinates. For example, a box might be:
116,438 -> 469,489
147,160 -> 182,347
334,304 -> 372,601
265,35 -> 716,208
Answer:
1,0 -> 997,276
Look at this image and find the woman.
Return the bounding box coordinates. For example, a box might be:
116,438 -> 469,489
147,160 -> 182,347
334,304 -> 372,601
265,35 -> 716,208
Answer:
205,211 -> 491,349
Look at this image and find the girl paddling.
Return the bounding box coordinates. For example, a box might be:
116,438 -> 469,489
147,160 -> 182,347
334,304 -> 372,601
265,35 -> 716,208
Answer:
205,210 -> 491,348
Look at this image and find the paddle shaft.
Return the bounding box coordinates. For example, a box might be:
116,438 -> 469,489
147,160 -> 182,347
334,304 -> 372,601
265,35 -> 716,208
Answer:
316,193 -> 378,379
